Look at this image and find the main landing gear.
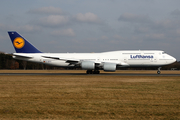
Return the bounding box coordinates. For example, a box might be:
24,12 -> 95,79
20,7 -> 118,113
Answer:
157,67 -> 161,74
86,70 -> 100,74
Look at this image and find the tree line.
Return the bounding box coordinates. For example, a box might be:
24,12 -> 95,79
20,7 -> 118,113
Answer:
0,53 -> 180,70
0,53 -> 61,70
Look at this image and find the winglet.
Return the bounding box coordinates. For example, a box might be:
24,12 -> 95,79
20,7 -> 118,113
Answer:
8,31 -> 42,53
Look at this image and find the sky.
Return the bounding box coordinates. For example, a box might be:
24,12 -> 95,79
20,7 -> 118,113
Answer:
0,0 -> 180,60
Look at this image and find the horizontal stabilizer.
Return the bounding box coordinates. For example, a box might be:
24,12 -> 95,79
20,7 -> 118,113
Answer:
13,54 -> 33,58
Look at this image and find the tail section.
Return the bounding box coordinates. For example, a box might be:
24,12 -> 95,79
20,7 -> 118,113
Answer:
8,31 -> 42,53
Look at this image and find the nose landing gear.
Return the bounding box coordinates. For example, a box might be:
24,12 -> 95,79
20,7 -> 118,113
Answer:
157,67 -> 161,74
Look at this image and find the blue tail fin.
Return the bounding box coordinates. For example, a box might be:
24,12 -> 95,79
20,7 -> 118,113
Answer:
8,31 -> 42,53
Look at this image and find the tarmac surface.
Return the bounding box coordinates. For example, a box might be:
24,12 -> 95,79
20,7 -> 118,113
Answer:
0,73 -> 180,76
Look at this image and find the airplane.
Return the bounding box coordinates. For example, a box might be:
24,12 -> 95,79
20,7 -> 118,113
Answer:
8,31 -> 176,74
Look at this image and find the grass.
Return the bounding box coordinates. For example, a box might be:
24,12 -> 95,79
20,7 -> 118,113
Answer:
0,72 -> 180,119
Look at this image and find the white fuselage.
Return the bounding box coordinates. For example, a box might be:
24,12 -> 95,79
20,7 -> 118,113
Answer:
13,50 -> 176,68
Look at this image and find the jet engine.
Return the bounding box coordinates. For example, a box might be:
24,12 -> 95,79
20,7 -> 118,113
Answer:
103,63 -> 116,72
81,61 -> 95,70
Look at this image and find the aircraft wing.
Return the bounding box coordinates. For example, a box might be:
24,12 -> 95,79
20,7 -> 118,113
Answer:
41,55 -> 129,66
41,56 -> 104,65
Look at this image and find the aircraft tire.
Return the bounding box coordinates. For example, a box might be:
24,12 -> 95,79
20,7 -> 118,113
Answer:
93,70 -> 100,74
157,71 -> 161,74
86,70 -> 93,74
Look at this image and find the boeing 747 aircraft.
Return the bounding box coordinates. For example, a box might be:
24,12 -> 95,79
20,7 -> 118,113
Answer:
8,31 -> 176,74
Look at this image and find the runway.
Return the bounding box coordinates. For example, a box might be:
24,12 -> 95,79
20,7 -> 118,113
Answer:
0,72 -> 180,76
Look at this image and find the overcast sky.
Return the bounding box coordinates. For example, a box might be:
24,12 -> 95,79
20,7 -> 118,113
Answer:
0,0 -> 180,60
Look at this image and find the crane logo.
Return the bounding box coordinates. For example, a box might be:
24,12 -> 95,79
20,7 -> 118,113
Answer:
13,37 -> 25,49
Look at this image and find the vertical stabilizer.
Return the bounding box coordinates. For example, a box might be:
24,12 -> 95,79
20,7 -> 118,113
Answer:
8,31 -> 42,53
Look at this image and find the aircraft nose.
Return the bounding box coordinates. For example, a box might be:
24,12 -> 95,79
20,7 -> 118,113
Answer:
172,56 -> 176,63
169,56 -> 176,63
166,55 -> 176,64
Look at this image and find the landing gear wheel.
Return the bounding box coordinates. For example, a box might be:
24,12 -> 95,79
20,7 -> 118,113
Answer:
86,70 -> 100,74
86,70 -> 93,74
157,71 -> 161,74
93,70 -> 100,74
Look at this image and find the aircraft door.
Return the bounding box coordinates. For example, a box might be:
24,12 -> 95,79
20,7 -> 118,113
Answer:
124,56 -> 127,63
153,54 -> 157,63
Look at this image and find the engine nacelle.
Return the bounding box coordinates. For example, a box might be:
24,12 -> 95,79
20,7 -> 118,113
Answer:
103,63 -> 116,72
81,61 -> 95,70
